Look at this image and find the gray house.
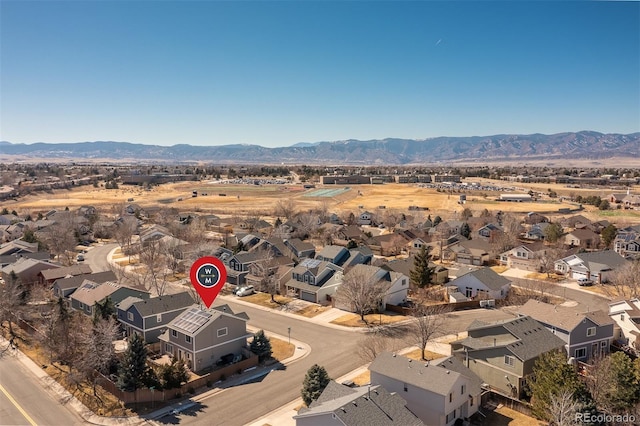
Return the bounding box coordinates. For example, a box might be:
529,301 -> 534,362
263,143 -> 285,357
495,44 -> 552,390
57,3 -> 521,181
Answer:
116,292 -> 195,344
284,258 -> 344,304
69,280 -> 150,316
518,300 -> 614,361
225,251 -> 263,286
158,304 -> 251,372
315,245 -> 350,266
554,250 -> 627,283
451,316 -> 565,398
370,352 -> 482,425
294,380 -> 421,426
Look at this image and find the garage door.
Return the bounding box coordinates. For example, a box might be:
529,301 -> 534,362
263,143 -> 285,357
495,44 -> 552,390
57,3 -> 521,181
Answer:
301,291 -> 316,302
572,271 -> 588,280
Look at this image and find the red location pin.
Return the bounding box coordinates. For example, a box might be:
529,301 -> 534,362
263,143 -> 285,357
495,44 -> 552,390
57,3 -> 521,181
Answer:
190,256 -> 227,308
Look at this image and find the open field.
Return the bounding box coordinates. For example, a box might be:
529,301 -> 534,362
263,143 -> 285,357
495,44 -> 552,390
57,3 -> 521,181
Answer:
5,179 -> 640,224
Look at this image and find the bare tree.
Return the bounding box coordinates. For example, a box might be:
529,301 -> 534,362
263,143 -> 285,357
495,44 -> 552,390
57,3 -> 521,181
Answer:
334,266 -> 387,322
490,213 -> 522,255
274,198 -> 296,219
113,217 -> 138,261
138,240 -> 170,296
410,299 -> 450,360
548,389 -> 583,426
536,247 -> 565,278
0,271 -> 25,340
40,211 -> 77,265
78,317 -> 119,398
357,332 -> 404,363
249,247 -> 280,302
604,260 -> 640,299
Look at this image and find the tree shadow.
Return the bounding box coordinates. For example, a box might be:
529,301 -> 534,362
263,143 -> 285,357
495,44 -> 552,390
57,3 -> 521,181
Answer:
150,401 -> 208,424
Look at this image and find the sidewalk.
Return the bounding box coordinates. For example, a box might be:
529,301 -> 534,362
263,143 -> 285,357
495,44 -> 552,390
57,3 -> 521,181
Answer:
246,333 -> 461,426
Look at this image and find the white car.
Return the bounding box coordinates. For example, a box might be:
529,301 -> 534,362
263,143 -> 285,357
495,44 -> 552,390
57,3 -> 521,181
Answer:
577,278 -> 593,286
235,285 -> 255,297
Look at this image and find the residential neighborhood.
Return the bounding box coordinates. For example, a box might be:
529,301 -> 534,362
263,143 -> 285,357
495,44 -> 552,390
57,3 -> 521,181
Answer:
1,166 -> 640,426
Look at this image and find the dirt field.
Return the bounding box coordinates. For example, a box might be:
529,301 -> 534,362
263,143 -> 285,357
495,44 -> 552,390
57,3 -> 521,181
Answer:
5,180 -> 640,224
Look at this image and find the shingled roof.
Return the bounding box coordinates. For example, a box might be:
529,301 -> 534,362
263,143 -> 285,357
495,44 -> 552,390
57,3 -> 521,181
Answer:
519,299 -> 613,332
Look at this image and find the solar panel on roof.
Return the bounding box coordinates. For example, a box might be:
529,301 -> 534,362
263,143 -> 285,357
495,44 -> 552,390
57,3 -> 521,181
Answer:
300,258 -> 321,269
173,308 -> 212,334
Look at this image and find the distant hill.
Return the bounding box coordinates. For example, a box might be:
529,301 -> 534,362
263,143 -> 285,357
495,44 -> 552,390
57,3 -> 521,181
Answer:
1,131 -> 638,164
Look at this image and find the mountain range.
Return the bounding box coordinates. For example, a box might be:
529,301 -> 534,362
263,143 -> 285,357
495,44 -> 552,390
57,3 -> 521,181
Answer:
1,131 -> 638,164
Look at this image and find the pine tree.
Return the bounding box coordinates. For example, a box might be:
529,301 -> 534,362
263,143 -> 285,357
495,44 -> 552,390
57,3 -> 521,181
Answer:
117,334 -> 154,391
301,364 -> 330,406
460,222 -> 471,239
250,330 -> 272,362
410,245 -> 435,288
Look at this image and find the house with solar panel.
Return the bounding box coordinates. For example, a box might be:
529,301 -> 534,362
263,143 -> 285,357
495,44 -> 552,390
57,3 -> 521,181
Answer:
158,304 -> 251,372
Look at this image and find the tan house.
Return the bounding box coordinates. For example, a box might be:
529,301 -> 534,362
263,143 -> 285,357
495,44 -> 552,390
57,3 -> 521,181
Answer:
159,304 -> 251,372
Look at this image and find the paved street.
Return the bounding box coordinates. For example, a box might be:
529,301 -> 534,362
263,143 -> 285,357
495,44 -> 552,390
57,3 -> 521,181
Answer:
85,242 -> 118,273
0,352 -> 83,426
155,301 -> 515,426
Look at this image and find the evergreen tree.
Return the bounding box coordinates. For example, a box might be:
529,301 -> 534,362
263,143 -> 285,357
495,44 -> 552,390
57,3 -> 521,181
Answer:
93,297 -> 115,323
250,330 -> 273,362
601,224 -> 618,248
117,334 -> 154,391
460,222 -> 471,239
605,352 -> 640,412
410,245 -> 435,288
544,222 -> 564,244
528,350 -> 590,421
301,364 -> 330,406
159,359 -> 190,389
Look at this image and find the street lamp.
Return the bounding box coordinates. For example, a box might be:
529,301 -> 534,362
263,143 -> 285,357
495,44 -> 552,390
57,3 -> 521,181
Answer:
288,327 -> 291,345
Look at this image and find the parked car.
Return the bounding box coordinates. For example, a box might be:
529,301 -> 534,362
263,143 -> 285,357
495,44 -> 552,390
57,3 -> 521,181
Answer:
577,278 -> 593,286
235,285 -> 255,297
76,254 -> 85,262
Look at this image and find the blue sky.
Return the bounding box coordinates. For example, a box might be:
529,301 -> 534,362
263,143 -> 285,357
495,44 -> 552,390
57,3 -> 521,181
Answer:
1,1 -> 638,147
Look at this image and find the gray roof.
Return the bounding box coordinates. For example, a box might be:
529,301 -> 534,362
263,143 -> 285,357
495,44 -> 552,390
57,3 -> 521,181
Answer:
461,316 -> 565,361
370,352 -> 481,397
168,304 -> 249,336
296,381 -> 422,426
456,267 -> 511,291
1,257 -> 58,275
316,245 -> 348,260
41,264 -> 92,280
574,250 -> 628,270
53,270 -> 117,291
127,292 -> 195,317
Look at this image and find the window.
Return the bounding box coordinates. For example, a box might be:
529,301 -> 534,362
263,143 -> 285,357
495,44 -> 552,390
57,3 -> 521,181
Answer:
575,348 -> 586,359
127,312 -> 134,321
504,355 -> 515,367
551,326 -> 556,334
217,327 -> 228,338
587,327 -> 596,337
449,392 -> 452,403
185,335 -> 192,343
171,329 -> 178,338
403,383 -> 407,392
621,314 -> 625,321
470,396 -> 474,407
601,341 -> 608,349
461,385 -> 465,395
165,343 -> 173,353
156,313 -> 162,322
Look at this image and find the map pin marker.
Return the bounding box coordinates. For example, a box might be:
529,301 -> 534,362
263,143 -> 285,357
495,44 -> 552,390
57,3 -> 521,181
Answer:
189,256 -> 227,308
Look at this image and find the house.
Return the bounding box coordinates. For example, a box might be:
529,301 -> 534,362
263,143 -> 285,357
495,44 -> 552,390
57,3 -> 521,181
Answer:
158,304 -> 251,372
608,299 -> 640,350
623,194 -> 640,208
524,222 -> 551,240
0,239 -> 39,256
336,225 -> 367,243
334,264 -> 409,311
554,250 -> 627,283
0,251 -> 50,268
499,242 -> 548,272
384,255 -> 449,285
342,248 -> 373,268
294,380 -> 422,426
613,225 -> 640,258
564,228 -> 599,249
225,251 -> 264,286
238,218 -> 272,234
357,211 -> 374,226
449,268 -> 511,300
369,352 -> 482,425
328,213 -> 343,225
315,245 -> 350,266
561,215 -> 592,230
284,258 -> 344,304
609,193 -> 627,204
523,212 -> 549,225
1,257 -> 60,286
70,281 -> 150,316
52,270 -> 116,299
451,316 -> 565,398
284,238 -> 316,260
444,239 -> 491,266
39,263 -> 93,286
518,300 -> 614,361
476,223 -> 503,241
78,205 -> 97,217
116,291 -> 194,344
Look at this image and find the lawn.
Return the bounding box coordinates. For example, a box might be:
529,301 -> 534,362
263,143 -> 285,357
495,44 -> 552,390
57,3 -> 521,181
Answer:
402,348 -> 447,361
294,304 -> 331,318
270,337 -> 295,362
484,405 -> 546,426
239,292 -> 293,308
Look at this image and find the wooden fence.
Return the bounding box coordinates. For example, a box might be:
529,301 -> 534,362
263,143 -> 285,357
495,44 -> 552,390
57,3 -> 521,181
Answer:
97,355 -> 259,404
386,300 -> 482,315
